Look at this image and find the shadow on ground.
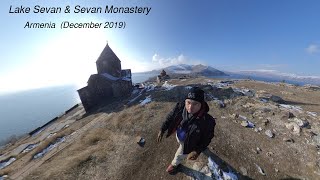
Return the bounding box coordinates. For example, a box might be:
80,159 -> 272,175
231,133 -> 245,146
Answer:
284,100 -> 319,106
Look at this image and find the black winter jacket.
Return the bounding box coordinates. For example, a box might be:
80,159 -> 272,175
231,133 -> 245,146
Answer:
160,101 -> 216,154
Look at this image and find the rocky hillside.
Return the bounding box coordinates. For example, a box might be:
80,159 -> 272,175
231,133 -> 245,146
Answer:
1,77 -> 320,180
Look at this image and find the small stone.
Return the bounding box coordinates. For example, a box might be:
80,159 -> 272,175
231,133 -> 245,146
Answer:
239,115 -> 248,121
265,129 -> 274,138
275,168 -> 279,173
252,148 -> 259,154
200,166 -> 211,175
241,121 -> 249,127
262,119 -> 270,126
288,112 -> 295,118
231,113 -> 239,119
255,163 -> 266,176
136,136 -> 145,147
266,152 -> 274,156
257,147 -> 262,152
283,137 -> 295,143
293,118 -> 309,128
285,122 -> 301,135
255,127 -> 263,132
262,108 -> 272,113
240,166 -> 248,176
193,162 -> 202,171
282,111 -> 295,119
308,131 -> 317,137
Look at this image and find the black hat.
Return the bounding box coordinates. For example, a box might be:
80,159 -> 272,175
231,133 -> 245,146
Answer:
186,87 -> 204,102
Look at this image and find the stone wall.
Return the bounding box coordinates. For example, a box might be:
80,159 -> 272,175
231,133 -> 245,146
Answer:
111,80 -> 132,97
78,86 -> 96,112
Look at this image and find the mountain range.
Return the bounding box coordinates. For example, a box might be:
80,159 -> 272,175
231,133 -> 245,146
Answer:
147,64 -> 320,85
232,70 -> 320,85
149,64 -> 228,76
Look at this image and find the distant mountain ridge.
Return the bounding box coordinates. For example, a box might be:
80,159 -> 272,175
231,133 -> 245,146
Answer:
142,64 -> 320,85
234,70 -> 320,85
150,64 -> 228,76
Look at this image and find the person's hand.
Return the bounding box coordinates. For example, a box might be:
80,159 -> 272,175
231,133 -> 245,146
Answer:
157,131 -> 164,143
187,151 -> 199,160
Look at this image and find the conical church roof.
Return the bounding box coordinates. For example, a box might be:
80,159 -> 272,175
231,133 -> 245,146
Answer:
96,43 -> 121,63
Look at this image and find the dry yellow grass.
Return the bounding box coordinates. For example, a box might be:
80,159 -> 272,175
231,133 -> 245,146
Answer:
23,101 -> 173,179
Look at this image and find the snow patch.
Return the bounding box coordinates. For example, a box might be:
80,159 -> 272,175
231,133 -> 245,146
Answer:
0,175 -> 8,180
145,84 -> 155,92
22,143 -> 39,153
33,137 -> 65,159
185,86 -> 193,90
208,157 -> 238,180
307,111 -> 317,117
279,104 -> 303,113
0,157 -> 16,170
162,81 -> 176,91
140,95 -> 152,106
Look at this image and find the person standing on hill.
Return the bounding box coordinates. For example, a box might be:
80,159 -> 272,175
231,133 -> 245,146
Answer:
157,87 -> 216,174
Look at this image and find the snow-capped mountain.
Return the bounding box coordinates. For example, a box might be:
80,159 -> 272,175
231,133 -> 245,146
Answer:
150,64 -> 228,76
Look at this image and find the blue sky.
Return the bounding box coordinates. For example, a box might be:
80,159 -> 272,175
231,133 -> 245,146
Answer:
1,0 -> 320,93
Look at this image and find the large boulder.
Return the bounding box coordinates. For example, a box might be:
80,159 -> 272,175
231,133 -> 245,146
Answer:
270,95 -> 285,103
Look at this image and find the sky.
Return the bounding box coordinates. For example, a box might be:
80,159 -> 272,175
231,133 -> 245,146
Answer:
1,0 -> 320,94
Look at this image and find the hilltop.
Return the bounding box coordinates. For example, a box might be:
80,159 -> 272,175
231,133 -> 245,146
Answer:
1,77 -> 320,180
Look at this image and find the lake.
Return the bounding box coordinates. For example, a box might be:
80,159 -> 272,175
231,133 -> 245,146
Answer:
0,73 -> 157,145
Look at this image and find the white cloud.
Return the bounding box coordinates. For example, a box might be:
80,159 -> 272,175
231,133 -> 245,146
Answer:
152,53 -> 202,68
306,44 -> 320,54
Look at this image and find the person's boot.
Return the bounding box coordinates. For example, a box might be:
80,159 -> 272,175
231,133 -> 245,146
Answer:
166,164 -> 180,174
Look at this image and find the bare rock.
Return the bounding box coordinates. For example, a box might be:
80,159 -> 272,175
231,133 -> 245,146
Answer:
136,136 -> 145,147
285,122 -> 301,135
282,111 -> 295,119
262,108 -> 272,113
252,148 -> 260,154
262,119 -> 270,126
241,121 -> 255,128
288,112 -> 295,118
283,137 -> 295,143
254,127 -> 263,132
255,163 -> 266,176
215,100 -> 226,108
265,129 -> 274,138
292,117 -> 309,128
270,95 -> 285,103
266,152 -> 274,156
230,113 -> 239,119
241,121 -> 249,127
240,166 -> 248,176
313,135 -> 320,146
